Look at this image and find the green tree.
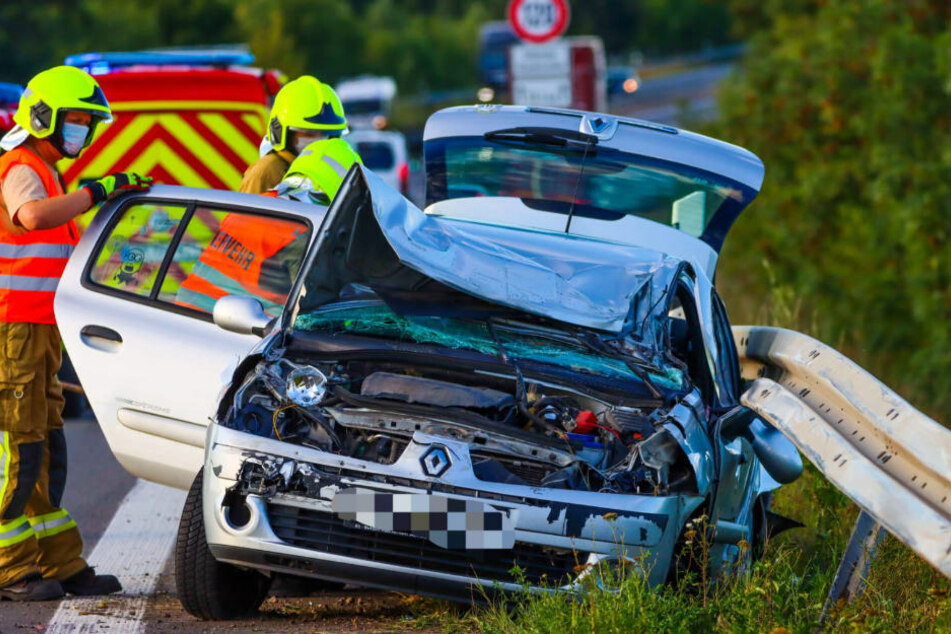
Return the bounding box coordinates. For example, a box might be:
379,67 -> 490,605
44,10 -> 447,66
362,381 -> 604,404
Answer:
715,0 -> 951,418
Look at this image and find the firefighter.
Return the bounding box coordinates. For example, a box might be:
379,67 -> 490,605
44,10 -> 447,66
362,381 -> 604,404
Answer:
176,139 -> 361,316
0,65 -> 151,601
239,76 -> 348,194
270,137 -> 363,204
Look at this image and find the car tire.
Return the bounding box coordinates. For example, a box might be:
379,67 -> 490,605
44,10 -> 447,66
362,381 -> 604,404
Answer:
175,469 -> 271,620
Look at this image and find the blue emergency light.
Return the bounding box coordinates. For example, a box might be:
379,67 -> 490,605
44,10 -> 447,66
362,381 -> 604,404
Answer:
64,49 -> 256,74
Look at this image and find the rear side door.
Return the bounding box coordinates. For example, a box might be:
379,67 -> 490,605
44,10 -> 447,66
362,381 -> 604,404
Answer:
56,187 -> 320,489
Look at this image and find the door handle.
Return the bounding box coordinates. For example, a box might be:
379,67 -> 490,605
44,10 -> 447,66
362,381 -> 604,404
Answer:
80,325 -> 123,343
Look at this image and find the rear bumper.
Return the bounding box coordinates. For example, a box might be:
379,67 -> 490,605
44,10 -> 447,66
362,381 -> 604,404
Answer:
203,424 -> 701,598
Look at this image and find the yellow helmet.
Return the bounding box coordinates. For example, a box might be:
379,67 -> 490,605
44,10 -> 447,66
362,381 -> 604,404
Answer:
267,76 -> 347,153
282,138 -> 362,201
14,66 -> 112,154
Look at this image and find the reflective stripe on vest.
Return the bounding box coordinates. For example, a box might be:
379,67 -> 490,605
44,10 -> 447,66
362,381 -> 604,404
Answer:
175,260 -> 285,316
176,214 -> 303,316
0,147 -> 79,324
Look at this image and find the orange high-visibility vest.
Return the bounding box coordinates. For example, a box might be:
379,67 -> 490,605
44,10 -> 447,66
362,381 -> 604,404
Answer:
176,213 -> 304,315
0,148 -> 80,324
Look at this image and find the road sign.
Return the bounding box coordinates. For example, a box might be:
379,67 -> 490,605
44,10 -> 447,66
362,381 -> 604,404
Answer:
510,41 -> 572,107
507,0 -> 570,44
510,41 -> 570,76
509,37 -> 605,111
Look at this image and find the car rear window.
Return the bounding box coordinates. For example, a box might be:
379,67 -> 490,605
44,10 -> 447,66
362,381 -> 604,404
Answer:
425,135 -> 754,241
355,141 -> 395,170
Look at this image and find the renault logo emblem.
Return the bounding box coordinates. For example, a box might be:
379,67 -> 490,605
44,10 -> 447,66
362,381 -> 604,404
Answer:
420,445 -> 451,477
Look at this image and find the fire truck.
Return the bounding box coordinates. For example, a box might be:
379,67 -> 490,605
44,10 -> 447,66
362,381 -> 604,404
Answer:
0,83 -> 22,134
60,49 -> 285,196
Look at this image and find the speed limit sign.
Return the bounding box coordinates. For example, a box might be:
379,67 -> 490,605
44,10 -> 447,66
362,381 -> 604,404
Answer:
508,0 -> 570,44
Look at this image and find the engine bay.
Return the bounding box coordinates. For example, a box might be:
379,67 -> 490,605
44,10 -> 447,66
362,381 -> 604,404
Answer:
220,353 -> 698,496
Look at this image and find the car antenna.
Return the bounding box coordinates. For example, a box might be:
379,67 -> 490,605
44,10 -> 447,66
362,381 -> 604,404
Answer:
564,138 -> 596,234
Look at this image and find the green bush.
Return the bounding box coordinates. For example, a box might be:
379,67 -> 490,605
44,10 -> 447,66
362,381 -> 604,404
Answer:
713,0 -> 951,422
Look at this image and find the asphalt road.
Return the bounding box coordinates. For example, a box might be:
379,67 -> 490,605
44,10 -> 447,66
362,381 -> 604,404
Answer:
609,62 -> 733,125
0,415 -> 446,633
1,415 -> 135,631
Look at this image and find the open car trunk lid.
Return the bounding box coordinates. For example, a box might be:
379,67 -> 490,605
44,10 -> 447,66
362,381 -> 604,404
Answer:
422,106 -> 765,276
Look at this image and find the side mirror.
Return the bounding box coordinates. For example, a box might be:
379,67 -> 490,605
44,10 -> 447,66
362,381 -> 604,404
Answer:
213,296 -> 271,337
719,405 -> 803,484
746,418 -> 803,484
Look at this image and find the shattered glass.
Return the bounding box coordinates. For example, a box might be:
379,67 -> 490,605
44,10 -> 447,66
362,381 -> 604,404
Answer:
296,304 -> 683,390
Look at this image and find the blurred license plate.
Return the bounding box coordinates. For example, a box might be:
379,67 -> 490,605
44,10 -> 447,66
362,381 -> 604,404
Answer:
332,488 -> 515,549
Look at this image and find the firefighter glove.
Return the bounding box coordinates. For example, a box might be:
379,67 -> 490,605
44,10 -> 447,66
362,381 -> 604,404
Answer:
84,173 -> 153,205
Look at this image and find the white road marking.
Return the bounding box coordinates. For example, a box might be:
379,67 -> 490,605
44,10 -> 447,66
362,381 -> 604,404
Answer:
46,479 -> 187,634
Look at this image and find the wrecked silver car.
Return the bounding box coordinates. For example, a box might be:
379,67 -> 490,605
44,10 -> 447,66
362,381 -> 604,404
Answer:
58,106 -> 951,621
170,107 -> 804,620
57,105 -> 815,620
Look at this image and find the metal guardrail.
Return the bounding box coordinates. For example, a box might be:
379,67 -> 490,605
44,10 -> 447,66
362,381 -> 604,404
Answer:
734,325 -> 951,583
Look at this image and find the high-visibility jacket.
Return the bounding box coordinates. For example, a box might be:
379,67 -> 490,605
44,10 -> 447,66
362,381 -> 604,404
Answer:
176,213 -> 304,315
0,148 -> 79,324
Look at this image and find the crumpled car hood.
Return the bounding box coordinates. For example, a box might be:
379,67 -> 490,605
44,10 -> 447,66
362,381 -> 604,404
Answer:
298,166 -> 686,337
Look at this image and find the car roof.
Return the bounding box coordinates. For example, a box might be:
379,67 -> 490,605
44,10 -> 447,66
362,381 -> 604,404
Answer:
132,185 -> 329,223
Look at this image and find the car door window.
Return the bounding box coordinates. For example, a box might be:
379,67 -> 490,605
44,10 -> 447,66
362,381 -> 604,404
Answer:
88,202 -> 188,297
87,200 -> 311,319
711,291 -> 741,404
668,279 -> 716,406
158,207 -> 309,317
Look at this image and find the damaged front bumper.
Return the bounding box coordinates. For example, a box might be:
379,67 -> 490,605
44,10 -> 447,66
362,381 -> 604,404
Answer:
203,424 -> 704,599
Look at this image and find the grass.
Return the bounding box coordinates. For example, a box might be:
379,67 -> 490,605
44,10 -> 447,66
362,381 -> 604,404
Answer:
400,467 -> 951,633
396,273 -> 951,633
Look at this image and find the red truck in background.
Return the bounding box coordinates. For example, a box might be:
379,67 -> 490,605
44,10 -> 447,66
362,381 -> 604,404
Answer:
0,83 -> 23,134
509,36 -> 607,112
60,49 -> 284,193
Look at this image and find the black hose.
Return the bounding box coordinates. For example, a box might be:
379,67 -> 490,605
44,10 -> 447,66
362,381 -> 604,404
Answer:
513,367 -> 562,435
295,406 -> 343,448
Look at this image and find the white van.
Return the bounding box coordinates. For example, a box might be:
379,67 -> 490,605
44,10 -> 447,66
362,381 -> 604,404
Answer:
347,128 -> 409,197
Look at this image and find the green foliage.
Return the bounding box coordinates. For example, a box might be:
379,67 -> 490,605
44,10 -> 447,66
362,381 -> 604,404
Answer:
0,1 -> 740,91
714,0 -> 951,421
412,465 -> 951,632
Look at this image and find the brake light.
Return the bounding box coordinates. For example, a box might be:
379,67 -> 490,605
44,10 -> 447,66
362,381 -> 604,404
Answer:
398,162 -> 409,195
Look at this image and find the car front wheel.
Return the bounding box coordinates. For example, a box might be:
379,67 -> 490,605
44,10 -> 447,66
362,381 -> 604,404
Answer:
175,469 -> 271,620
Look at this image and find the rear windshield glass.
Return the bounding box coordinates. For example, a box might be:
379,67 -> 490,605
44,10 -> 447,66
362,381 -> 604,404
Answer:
425,135 -> 753,239
356,141 -> 396,170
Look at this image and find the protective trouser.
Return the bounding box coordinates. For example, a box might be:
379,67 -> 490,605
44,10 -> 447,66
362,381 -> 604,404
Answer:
0,322 -> 86,587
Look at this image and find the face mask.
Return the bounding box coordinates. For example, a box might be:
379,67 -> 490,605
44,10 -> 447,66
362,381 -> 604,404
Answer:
61,122 -> 90,156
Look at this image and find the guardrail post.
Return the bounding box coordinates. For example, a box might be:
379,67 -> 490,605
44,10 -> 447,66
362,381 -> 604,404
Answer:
820,510 -> 884,622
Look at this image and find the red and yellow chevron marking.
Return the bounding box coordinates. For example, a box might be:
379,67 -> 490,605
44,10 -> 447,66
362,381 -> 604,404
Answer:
60,105 -> 266,191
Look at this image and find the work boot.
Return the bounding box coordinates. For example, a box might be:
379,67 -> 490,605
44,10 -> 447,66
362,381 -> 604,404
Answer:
0,573 -> 65,601
61,566 -> 122,596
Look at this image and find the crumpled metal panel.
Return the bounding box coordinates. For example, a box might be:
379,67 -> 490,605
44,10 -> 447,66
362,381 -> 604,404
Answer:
734,325 -> 951,578
367,168 -> 684,335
